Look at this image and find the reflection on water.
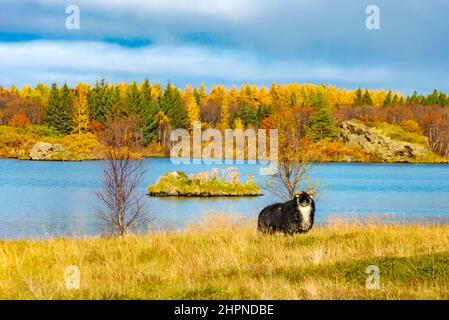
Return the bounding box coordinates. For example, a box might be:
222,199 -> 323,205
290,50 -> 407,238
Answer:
1,159 -> 449,239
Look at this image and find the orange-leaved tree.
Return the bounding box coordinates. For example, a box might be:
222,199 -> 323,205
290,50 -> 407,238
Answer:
263,108 -> 320,200
9,111 -> 31,129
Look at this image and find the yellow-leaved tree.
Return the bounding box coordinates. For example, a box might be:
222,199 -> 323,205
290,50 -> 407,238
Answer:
233,117 -> 244,130
218,99 -> 230,131
72,83 -> 90,134
184,85 -> 201,129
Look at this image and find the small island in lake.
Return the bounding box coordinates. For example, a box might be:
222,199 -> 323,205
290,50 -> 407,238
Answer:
148,168 -> 261,197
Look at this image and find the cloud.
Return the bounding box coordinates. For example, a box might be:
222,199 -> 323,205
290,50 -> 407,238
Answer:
0,40 -> 441,93
0,0 -> 449,92
35,0 -> 255,19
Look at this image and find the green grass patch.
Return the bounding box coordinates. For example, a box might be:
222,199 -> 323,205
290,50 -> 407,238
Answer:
364,121 -> 428,145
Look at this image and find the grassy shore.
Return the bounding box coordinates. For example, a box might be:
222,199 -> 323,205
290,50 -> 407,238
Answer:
0,215 -> 448,300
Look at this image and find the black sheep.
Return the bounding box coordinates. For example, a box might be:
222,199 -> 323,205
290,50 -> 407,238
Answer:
257,191 -> 315,234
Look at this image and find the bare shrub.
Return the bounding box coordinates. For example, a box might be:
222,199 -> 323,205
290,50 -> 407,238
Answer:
96,115 -> 151,236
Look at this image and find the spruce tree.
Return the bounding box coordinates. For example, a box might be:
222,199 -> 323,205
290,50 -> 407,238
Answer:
88,78 -> 113,123
383,91 -> 392,107
408,90 -> 419,105
43,83 -> 73,135
305,93 -> 339,142
123,82 -> 141,116
138,80 -> 160,145
59,83 -> 74,134
426,89 -> 439,105
438,92 -> 447,106
159,81 -> 188,129
354,87 -> 363,106
43,83 -> 60,132
362,89 -> 373,106
256,104 -> 274,123
391,94 -> 399,106
194,83 -> 207,108
238,104 -> 257,127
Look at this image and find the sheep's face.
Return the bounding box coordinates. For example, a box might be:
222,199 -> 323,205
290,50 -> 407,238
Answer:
295,192 -> 314,207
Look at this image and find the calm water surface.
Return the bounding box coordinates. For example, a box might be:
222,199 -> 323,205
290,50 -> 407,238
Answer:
1,159 -> 449,239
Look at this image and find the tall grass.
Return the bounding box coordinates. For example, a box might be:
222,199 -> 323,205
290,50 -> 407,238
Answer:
0,215 -> 448,299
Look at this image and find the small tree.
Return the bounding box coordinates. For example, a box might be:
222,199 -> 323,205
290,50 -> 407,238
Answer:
264,109 -> 320,200
218,99 -> 230,131
72,83 -> 90,134
157,111 -> 171,154
353,87 -> 363,106
184,85 -> 201,129
96,115 -> 151,236
362,89 -> 373,106
9,111 -> 30,128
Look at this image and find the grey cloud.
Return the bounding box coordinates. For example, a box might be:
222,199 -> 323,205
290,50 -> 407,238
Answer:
0,0 -> 449,92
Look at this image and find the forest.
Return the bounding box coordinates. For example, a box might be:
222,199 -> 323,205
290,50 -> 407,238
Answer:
1,80 -> 449,161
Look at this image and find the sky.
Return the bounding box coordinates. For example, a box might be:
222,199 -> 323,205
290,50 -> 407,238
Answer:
0,0 -> 449,94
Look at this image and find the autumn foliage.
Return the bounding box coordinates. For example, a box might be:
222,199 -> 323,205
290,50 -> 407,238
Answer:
9,111 -> 30,129
1,81 -> 449,159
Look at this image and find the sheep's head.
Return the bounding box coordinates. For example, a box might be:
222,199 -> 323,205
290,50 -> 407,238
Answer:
295,191 -> 314,207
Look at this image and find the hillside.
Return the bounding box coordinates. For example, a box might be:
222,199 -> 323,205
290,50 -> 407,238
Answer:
337,120 -> 446,163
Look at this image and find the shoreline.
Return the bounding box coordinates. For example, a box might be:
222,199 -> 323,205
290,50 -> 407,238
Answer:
0,155 -> 448,165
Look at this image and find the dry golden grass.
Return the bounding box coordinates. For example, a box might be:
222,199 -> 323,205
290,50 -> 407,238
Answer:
0,214 -> 448,300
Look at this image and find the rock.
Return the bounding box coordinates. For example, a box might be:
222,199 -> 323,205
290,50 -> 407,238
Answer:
30,142 -> 66,161
189,172 -> 208,184
339,121 -> 430,162
167,171 -> 182,179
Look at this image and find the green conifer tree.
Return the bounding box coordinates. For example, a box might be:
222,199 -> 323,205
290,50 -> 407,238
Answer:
362,89 -> 373,106
159,81 -> 188,129
354,87 -> 363,106
383,91 -> 392,107
88,78 -> 114,123
43,83 -> 73,135
238,104 -> 258,127
305,93 -> 339,142
138,79 -> 161,145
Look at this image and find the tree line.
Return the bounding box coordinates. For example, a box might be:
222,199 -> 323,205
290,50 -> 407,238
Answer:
2,80 -> 449,156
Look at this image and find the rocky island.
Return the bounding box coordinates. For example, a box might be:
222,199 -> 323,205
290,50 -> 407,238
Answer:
148,169 -> 261,197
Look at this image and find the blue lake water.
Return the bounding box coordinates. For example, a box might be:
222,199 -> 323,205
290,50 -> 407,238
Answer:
1,158 -> 449,239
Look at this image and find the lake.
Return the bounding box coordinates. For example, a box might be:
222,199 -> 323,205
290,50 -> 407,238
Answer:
1,158 -> 449,239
